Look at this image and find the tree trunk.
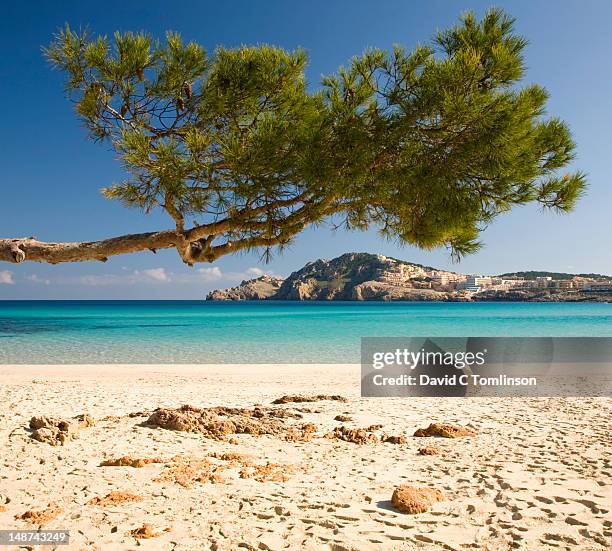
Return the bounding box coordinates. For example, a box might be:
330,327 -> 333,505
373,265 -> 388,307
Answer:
0,231 -> 180,264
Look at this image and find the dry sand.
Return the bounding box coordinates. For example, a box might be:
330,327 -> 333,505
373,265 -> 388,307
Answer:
0,364 -> 610,550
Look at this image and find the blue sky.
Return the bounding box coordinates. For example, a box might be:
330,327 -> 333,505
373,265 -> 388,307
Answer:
1,1 -> 611,299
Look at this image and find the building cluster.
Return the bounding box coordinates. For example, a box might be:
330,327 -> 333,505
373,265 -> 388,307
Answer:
377,258 -> 611,294
379,262 -> 427,283
454,275 -> 611,293
379,262 -> 467,288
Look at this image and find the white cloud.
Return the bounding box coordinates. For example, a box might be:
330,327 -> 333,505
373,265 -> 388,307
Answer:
65,268 -> 173,286
26,274 -> 51,285
0,270 -> 14,284
48,265 -> 276,288
140,268 -> 170,282
72,274 -> 123,287
195,266 -> 274,283
246,267 -> 265,277
197,267 -> 223,281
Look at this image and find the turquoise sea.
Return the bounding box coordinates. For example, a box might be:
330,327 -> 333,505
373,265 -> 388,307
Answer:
0,300 -> 610,364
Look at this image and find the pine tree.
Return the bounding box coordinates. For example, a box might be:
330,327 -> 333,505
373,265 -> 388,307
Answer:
0,9 -> 585,265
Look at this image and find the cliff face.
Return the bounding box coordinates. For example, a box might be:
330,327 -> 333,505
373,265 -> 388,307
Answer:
350,281 -> 463,301
276,253 -> 400,300
205,275 -> 284,301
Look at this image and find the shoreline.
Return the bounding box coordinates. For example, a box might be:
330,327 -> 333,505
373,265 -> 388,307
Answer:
1,364 -> 610,550
0,363 -> 359,382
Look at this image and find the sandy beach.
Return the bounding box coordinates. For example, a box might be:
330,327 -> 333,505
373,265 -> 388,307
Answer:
0,364 -> 610,550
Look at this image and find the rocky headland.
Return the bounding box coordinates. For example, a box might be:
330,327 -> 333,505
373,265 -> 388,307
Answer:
206,252 -> 612,302
206,274 -> 283,301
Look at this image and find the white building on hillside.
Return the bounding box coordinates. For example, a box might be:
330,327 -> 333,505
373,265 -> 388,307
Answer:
457,275 -> 493,291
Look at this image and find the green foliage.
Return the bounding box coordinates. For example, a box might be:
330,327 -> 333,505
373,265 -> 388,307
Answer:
498,271 -> 611,280
44,8 -> 585,261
